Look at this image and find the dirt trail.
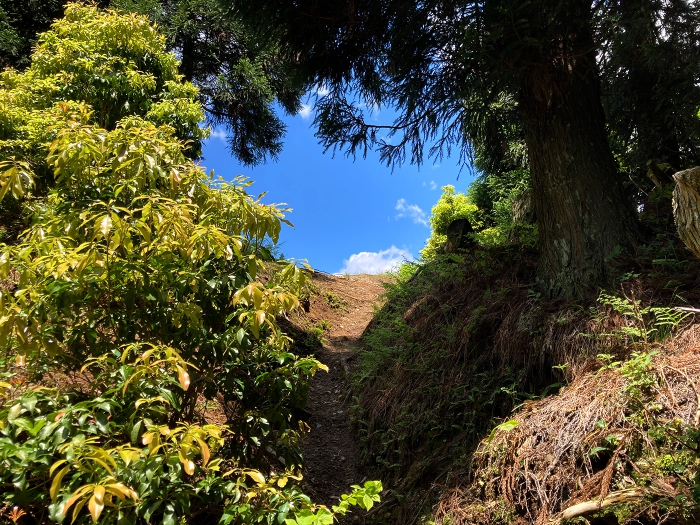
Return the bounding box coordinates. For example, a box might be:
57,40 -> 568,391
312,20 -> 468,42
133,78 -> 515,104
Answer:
298,273 -> 388,514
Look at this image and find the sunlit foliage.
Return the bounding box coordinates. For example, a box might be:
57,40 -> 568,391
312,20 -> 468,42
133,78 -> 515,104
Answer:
0,6 -> 380,523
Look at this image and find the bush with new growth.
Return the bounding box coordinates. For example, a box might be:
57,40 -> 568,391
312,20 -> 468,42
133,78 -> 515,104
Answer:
0,5 -> 381,523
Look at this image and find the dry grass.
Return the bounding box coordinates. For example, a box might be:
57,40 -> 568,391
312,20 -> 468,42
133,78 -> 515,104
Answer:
435,325 -> 700,525
353,237 -> 700,523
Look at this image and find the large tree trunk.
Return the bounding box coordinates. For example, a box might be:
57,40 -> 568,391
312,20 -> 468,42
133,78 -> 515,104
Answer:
519,2 -> 639,298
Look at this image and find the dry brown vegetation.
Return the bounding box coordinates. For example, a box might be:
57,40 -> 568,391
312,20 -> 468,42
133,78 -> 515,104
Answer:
352,233 -> 700,523
436,328 -> 700,524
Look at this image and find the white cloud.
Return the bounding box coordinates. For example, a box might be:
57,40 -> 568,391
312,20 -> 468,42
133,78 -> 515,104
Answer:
208,128 -> 227,143
395,198 -> 429,227
316,85 -> 330,96
298,104 -> 312,119
339,246 -> 413,275
431,164 -> 441,170
430,180 -> 438,190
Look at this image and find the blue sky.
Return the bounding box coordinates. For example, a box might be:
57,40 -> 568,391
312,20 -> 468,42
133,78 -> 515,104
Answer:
200,106 -> 474,274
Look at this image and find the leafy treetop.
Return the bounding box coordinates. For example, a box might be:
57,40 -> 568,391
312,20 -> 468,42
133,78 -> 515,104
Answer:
420,185 -> 479,260
0,2 -> 206,177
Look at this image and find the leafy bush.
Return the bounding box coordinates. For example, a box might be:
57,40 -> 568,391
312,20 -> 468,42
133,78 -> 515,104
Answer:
0,5 -> 380,523
466,167 -> 531,241
420,170 -> 535,260
420,185 -> 481,260
351,247 -> 551,522
0,345 -> 382,524
392,261 -> 419,283
323,291 -> 346,310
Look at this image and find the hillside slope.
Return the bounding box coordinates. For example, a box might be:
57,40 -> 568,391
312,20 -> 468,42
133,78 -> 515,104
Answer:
350,240 -> 700,524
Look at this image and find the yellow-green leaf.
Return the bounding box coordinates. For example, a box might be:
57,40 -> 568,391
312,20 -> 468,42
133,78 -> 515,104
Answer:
105,482 -> 137,501
252,287 -> 263,309
88,487 -> 105,522
93,485 -> 105,504
71,496 -> 88,525
96,215 -> 112,237
0,251 -> 9,279
177,366 -> 190,390
62,485 -> 93,518
245,469 -> 265,485
487,419 -> 519,445
255,310 -> 266,329
194,437 -> 210,466
50,465 -> 70,501
118,448 -> 141,465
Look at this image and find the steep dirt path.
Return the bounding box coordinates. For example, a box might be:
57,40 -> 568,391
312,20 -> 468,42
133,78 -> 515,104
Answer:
298,273 -> 388,515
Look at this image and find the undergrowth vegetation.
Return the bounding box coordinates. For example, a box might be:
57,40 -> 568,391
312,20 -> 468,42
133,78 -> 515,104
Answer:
0,6 -> 380,524
353,211 -> 700,523
354,247 -> 558,520
438,342 -> 700,524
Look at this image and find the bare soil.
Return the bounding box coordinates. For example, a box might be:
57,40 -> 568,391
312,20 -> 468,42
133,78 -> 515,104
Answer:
292,272 -> 389,516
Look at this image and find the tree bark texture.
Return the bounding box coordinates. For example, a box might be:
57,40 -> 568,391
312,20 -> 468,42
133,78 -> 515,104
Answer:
519,2 -> 638,297
672,166 -> 700,259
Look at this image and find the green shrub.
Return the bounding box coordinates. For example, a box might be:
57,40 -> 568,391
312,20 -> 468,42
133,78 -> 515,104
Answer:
0,5 -> 381,523
420,185 -> 481,260
324,291 -> 346,310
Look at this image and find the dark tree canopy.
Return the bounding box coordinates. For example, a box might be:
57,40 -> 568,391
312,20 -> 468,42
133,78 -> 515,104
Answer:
157,0 -> 307,165
0,0 -> 109,70
234,0 -> 700,297
112,0 -> 309,165
599,0 -> 700,186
